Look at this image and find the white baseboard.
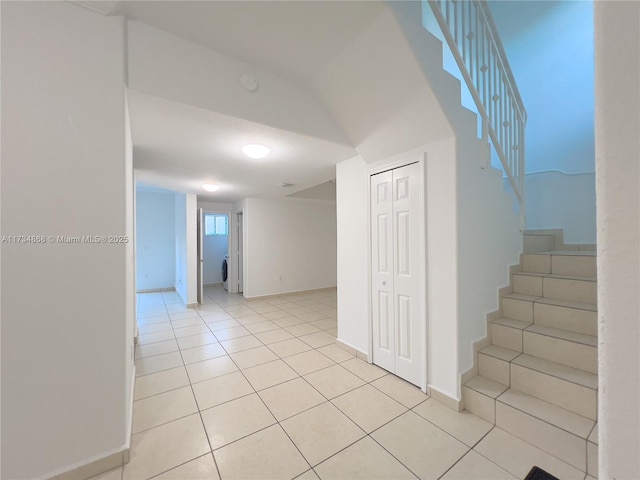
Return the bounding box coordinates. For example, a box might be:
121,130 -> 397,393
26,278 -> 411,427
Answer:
428,385 -> 463,412
47,448 -> 129,480
335,338 -> 367,360
243,286 -> 337,301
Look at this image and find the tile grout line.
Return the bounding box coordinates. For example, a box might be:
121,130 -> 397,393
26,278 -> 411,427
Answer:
210,328 -> 316,476
132,288 -> 357,479
172,318 -> 225,480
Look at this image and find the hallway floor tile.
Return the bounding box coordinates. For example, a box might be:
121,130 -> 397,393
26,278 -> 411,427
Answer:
91,286 -> 587,480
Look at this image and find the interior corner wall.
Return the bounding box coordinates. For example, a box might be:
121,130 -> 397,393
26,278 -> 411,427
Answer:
1,2 -> 128,478
336,157 -> 369,353
594,1 -> 640,478
243,197 -> 337,298
525,172 -> 596,244
136,191 -> 176,290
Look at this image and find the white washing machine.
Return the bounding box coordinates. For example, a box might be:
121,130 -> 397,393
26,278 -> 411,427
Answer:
222,255 -> 230,291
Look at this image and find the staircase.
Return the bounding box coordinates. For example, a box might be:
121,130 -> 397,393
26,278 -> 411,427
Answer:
463,233 -> 598,477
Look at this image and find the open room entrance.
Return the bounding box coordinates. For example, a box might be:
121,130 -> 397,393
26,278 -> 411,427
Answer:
198,210 -> 230,302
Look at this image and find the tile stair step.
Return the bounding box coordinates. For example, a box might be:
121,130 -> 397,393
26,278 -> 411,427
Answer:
523,251 -> 596,278
478,345 -> 520,385
523,234 -> 556,253
523,324 -> 598,374
465,375 -> 509,399
512,354 -> 597,390
497,388 -> 594,439
502,293 -> 538,322
462,375 -> 508,424
479,345 -> 521,362
511,274 -> 596,304
491,318 -> 532,352
542,277 -> 597,304
536,296 -> 597,312
496,388 -> 594,470
502,293 -> 598,312
531,250 -> 596,256
533,302 -> 597,337
510,354 -> 597,420
525,323 -> 597,346
515,271 -> 596,283
502,293 -> 597,336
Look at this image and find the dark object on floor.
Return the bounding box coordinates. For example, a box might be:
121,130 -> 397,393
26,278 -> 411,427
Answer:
524,466 -> 560,480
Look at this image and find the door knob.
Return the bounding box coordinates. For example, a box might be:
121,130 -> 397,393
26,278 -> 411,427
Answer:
382,281 -> 387,286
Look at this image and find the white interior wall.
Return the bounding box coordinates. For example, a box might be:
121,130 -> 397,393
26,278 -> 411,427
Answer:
594,2 -> 640,478
135,191 -> 176,290
423,138 -> 460,398
336,138 -> 463,398
488,1 -> 595,243
525,172 -> 596,244
242,197 -> 337,298
456,138 -> 523,392
0,3 -> 129,478
335,157 -> 370,353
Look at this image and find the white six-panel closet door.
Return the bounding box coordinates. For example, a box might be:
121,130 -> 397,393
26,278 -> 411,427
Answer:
371,163 -> 422,386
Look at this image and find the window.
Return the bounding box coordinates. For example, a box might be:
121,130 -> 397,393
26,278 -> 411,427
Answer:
204,214 -> 228,236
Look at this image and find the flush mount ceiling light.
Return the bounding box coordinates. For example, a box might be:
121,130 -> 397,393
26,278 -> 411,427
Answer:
242,143 -> 270,159
202,184 -> 220,192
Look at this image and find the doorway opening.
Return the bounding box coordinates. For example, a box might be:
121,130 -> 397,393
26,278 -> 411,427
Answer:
198,211 -> 230,303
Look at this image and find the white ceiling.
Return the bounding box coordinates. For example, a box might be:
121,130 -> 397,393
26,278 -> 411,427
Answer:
123,1 -> 386,203
129,90 -> 356,203
123,1 -> 384,85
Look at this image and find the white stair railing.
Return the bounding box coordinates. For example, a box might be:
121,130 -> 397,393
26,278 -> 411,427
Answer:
427,0 -> 527,206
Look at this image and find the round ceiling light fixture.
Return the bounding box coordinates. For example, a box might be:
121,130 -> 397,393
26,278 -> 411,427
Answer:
242,143 -> 270,159
202,184 -> 220,192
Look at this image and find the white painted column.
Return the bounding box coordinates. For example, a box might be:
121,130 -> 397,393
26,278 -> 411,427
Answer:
594,2 -> 640,478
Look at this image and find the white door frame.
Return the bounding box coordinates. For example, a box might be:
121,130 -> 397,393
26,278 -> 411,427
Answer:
237,212 -> 244,294
228,209 -> 245,295
197,208 -> 204,304
367,153 -> 428,393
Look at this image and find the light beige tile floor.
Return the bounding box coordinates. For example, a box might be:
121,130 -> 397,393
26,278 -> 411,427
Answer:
94,286 -> 588,480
